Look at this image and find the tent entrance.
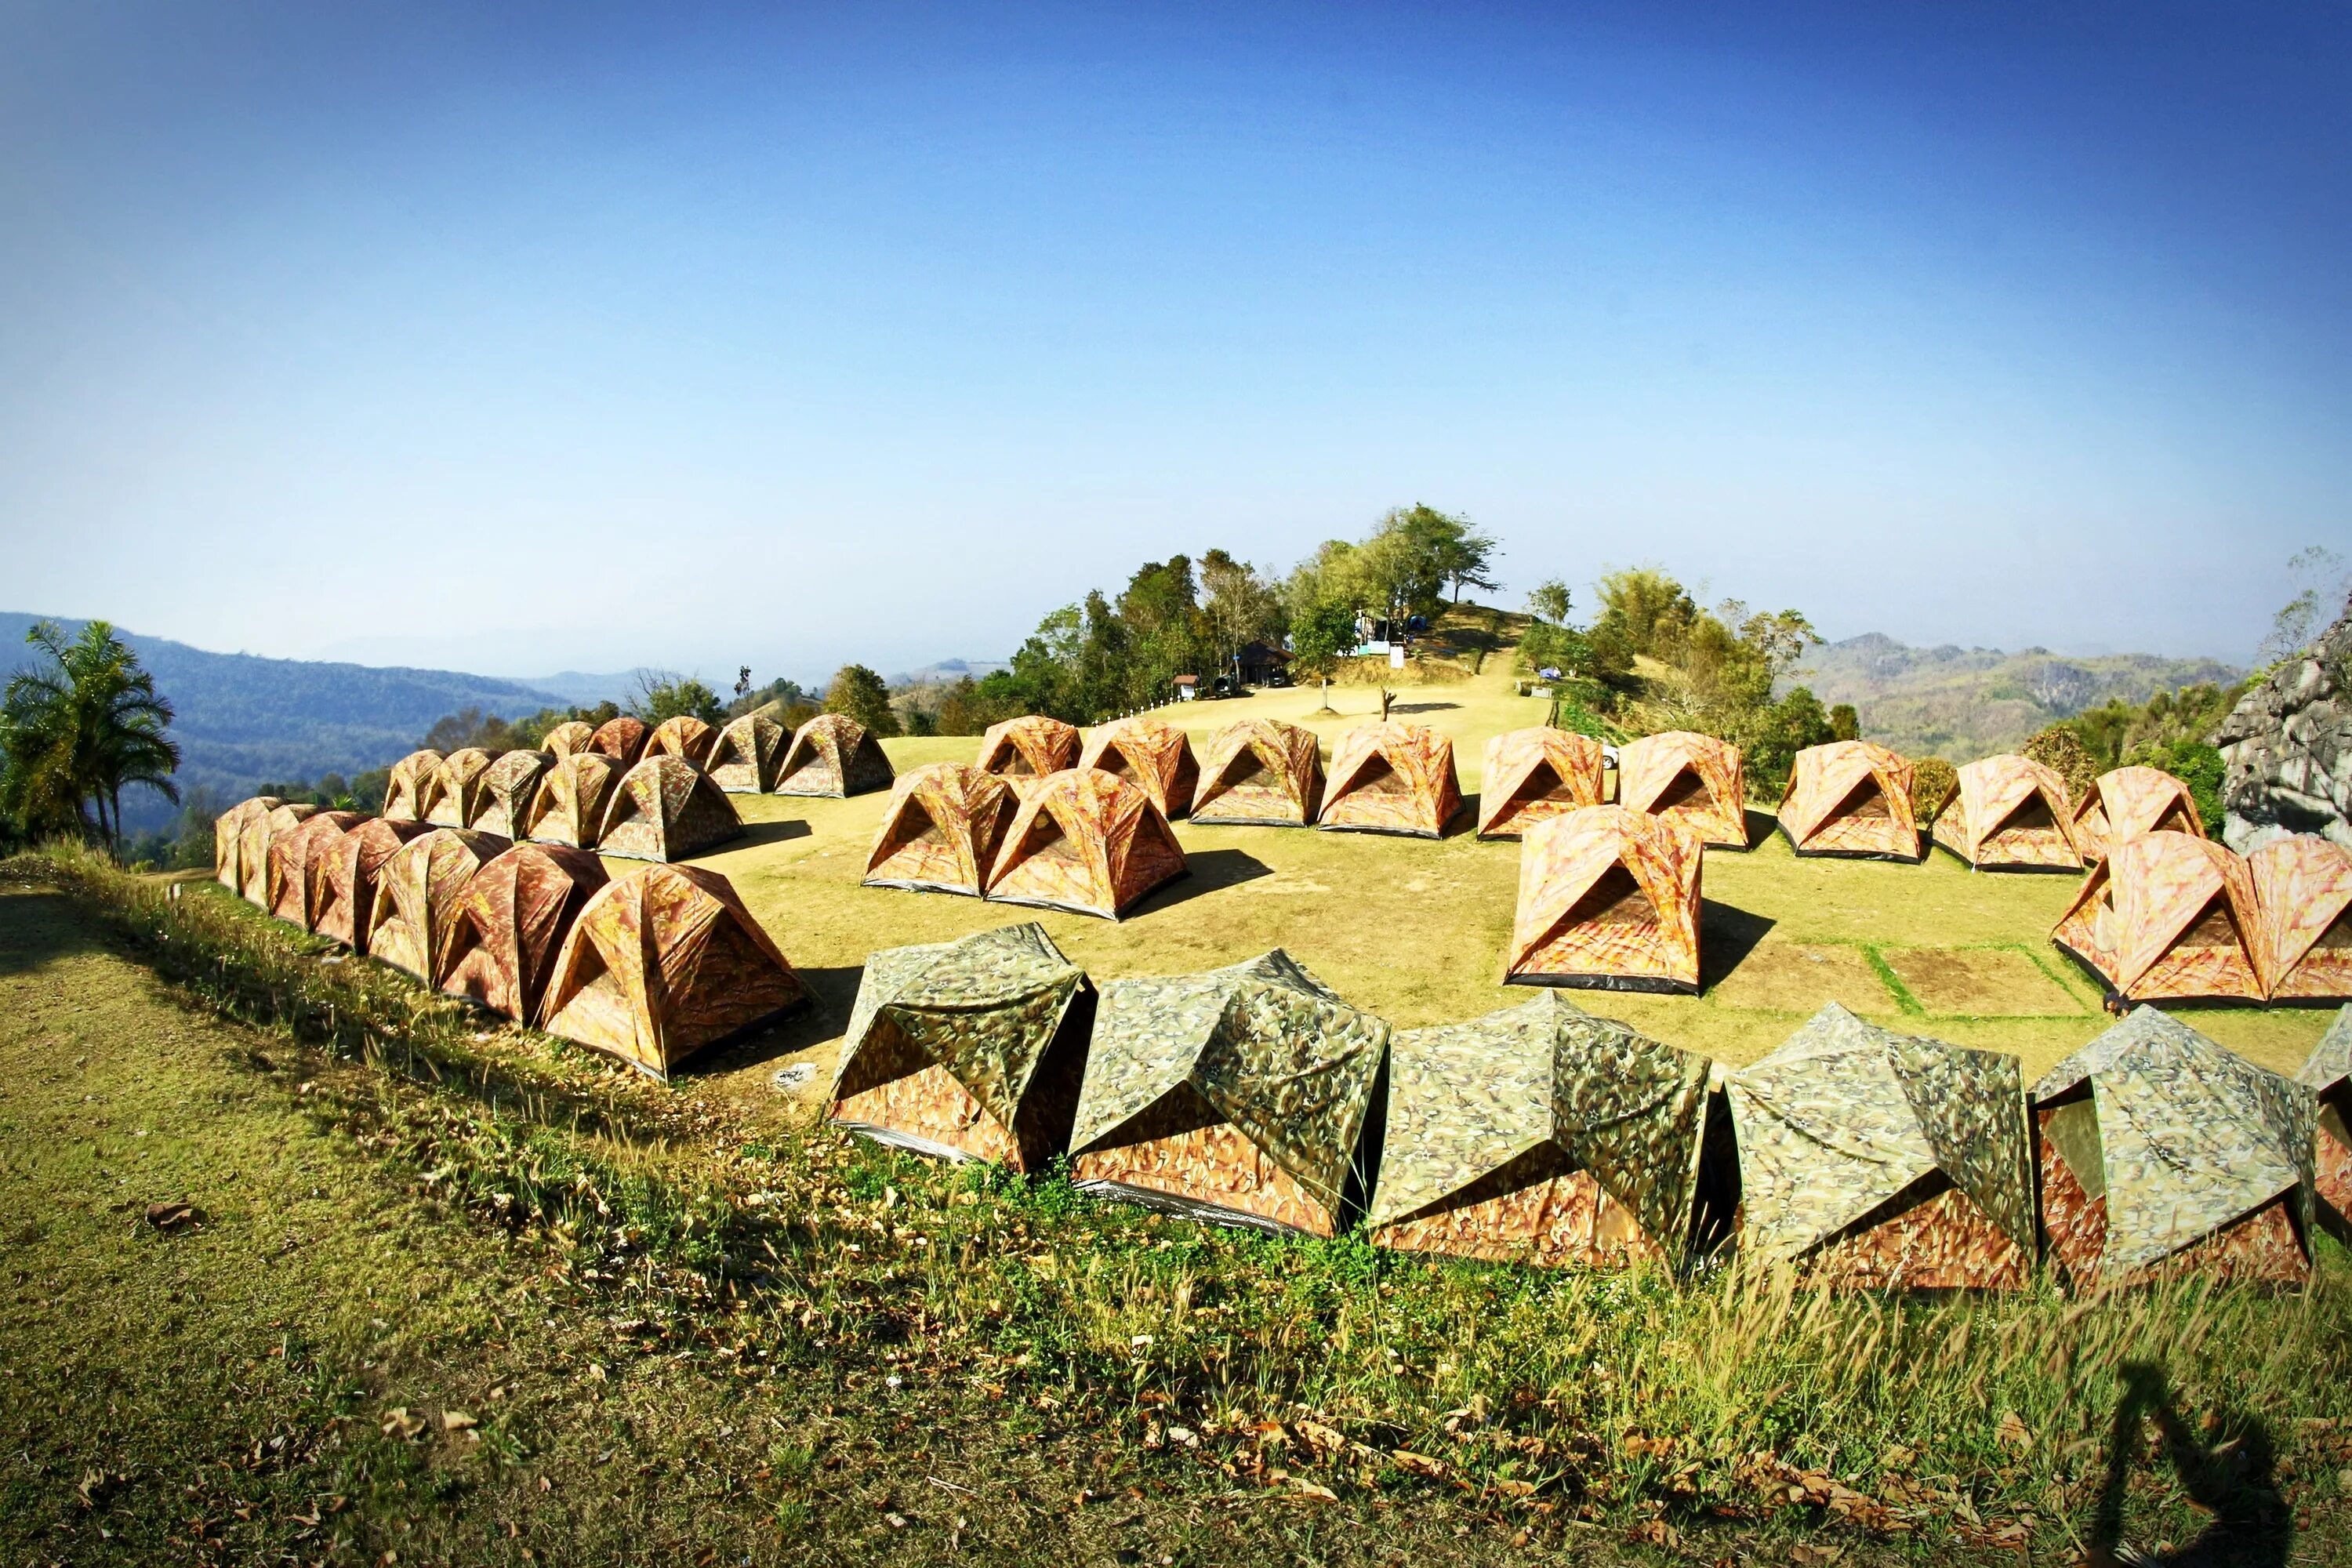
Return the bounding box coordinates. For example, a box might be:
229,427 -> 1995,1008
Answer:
1506,760 -> 1570,810
1654,768 -> 1713,813
1991,792 -> 2057,840
1222,748 -> 1269,788
1348,756 -> 1409,796
2152,800 -> 2198,835
1833,779 -> 1892,822
887,799 -> 947,852
1564,862 -> 1656,929
2176,895 -> 2248,954
1014,811 -> 1081,869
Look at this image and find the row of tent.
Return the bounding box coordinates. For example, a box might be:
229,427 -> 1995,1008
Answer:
830,920 -> 2352,1290
212,797 -> 807,1076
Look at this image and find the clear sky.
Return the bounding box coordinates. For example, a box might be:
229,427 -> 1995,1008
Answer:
3,2 -> 2347,685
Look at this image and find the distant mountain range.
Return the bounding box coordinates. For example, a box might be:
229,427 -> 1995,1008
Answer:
1788,633 -> 2242,759
889,658 -> 1007,688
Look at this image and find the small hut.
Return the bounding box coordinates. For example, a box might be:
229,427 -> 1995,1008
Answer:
1729,1004 -> 2036,1289
595,757 -> 744,862
2034,1007 -> 2315,1287
1777,741 -> 1921,861
314,818 -> 431,948
381,750 -> 443,822
472,750 -> 552,839
2051,831 -> 2267,1005
706,713 -> 788,794
539,720 -> 596,760
439,844 -> 609,1022
644,714 -> 716,768
1189,718 -> 1322,827
1930,754 -> 2083,871
2074,766 -> 2205,863
2298,1008 -> 2352,1243
213,796 -> 284,896
977,715 -> 1081,786
523,752 -> 625,850
2249,835 -> 2352,1002
588,715 -> 649,768
1504,807 -> 1703,993
775,713 -> 895,797
1317,723 -> 1464,838
265,810 -> 366,926
983,769 -> 1186,920
1477,728 -> 1606,840
862,763 -> 1018,897
1615,731 -> 1747,848
539,865 -> 808,1077
421,748 -> 497,829
828,923 -> 1095,1169
1368,992 -> 1712,1269
1069,950 -> 1388,1236
364,827 -> 504,981
1078,717 -> 1200,819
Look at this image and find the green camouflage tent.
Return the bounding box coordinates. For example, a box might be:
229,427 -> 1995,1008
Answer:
1069,951 -> 1388,1237
2036,1007 -> 2316,1287
1367,991 -> 1711,1270
828,923 -> 1095,1172
2299,1007 -> 2352,1243
1728,1004 -> 2035,1289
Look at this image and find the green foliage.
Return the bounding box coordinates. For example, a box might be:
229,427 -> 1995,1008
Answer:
632,673 -> 724,728
1911,757 -> 1960,826
1744,684 -> 1837,797
1829,703 -> 1861,742
823,664 -> 901,737
0,619 -> 180,849
420,702 -> 617,755
1287,600 -> 1361,681
2024,724 -> 2099,805
1525,577 -> 1573,626
2143,739 -> 2229,836
726,677 -> 813,720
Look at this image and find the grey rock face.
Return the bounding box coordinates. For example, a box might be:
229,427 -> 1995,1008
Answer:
2218,597 -> 2352,854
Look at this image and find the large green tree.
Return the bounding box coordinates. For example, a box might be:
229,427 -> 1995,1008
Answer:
824,665 -> 902,737
0,619 -> 181,850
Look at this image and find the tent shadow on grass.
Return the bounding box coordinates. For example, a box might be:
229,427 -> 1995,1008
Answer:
1697,898 -> 1777,992
1742,808 -> 1778,849
735,818 -> 813,849
1441,793 -> 1482,838
1125,848 -> 1273,916
1388,700 -> 1461,714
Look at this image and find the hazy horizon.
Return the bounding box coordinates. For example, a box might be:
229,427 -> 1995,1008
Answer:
5,4 -> 2347,681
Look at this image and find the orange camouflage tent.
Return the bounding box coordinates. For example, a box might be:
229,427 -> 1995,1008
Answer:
540,720 -> 595,759
1505,807 -> 1703,993
775,713 -> 895,798
588,715 -> 648,768
236,801 -> 321,905
862,763 -> 1018,897
381,750 -> 442,822
213,796 -> 283,897
644,714 -> 716,768
539,865 -> 809,1077
1615,731 -> 1747,848
314,818 -> 431,948
1478,728 -> 1606,840
365,827 -> 504,980
422,748 -> 497,829
1931,754 -> 2083,872
984,769 -> 1186,920
440,844 -> 609,1022
1079,717 -> 1200,819
265,810 -> 366,926
596,756 -> 743,862
1778,741 -> 1920,861
2074,766 -> 2205,863
977,715 -> 1080,785
472,750 -> 551,838
2249,836 -> 2352,1002
1317,723 -> 1463,839
1189,719 -> 1322,827
523,752 -> 623,850
706,713 -> 787,793
2053,832 -> 2267,1004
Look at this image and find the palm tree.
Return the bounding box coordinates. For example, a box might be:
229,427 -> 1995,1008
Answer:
0,620 -> 181,850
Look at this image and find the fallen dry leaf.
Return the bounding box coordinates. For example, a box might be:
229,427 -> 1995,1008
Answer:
379,1408 -> 427,1440
1287,1481 -> 1338,1503
1390,1450 -> 1446,1479
1995,1411 -> 2031,1450
440,1411 -> 478,1432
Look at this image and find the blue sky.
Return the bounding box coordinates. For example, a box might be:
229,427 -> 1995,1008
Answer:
2,2 -> 2347,685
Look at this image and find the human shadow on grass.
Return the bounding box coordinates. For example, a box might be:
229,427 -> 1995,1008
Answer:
0,888 -> 105,978
1697,900 -> 1777,993
1124,848 -> 1273,916
2089,1362 -> 2289,1568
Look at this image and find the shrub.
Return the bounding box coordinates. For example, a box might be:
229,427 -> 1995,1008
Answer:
2024,724 -> 2098,805
1911,757 -> 1959,825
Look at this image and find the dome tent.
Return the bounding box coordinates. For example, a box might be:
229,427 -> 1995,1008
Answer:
439,843 -> 609,1023
540,720 -> 595,759
828,922 -> 1096,1170
421,748 -> 497,829
213,796 -> 284,898
1614,731 -> 1747,848
2249,834 -> 2352,1001
775,713 -> 895,797
706,713 -> 788,794
977,714 -> 1080,786
1931,754 -> 2083,871
266,810 -> 366,926
983,768 -> 1186,920
1316,722 -> 1463,838
1778,741 -> 1921,861
1477,728 -> 1606,840
237,801 -> 321,905
588,715 -> 648,768
595,756 -> 744,862
524,752 -> 624,850
1069,950 -> 1389,1237
314,818 -> 431,949
2298,1007 -> 2352,1244
2074,765 -> 2205,863
862,763 -> 1018,898
2052,832 -> 2267,1005
644,714 -> 716,768
471,750 -> 552,839
381,750 -> 443,822
364,827 -> 505,981
1368,992 -> 1714,1270
1189,718 -> 1322,827
1505,807 -> 1703,993
1078,716 -> 1200,818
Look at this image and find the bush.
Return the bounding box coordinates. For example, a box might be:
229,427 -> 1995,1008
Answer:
2024,725 -> 2098,805
1911,757 -> 1959,825
2143,739 -> 2228,836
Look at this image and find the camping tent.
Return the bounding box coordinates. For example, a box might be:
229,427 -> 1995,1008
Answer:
775,713 -> 895,798
314,817 -> 431,948
539,864 -> 808,1077
422,748 -> 497,829
1615,731 -> 1747,848
1069,949 -> 1388,1236
265,810 -> 366,926
237,801 -> 321,905
381,750 -> 443,822
213,796 -> 283,895
2298,1007 -> 2352,1243
2034,1007 -> 2315,1287
2052,831 -> 2267,1004
706,713 -> 787,794
2249,835 -> 2352,1001
862,763 -> 1018,897
1317,723 -> 1463,838
540,720 -> 595,759
588,715 -> 649,768
472,750 -> 552,839
596,757 -> 744,862
1504,807 -> 1703,993
983,768 -> 1187,919
364,826 -> 505,981
1367,991 -> 1711,1269
2074,766 -> 2205,863
644,714 -> 716,768
1778,741 -> 1921,861
1728,1004 -> 2036,1288
1078,717 -> 1200,819
1477,728 -> 1606,840
828,922 -> 1096,1169
523,752 -> 624,850
1931,754 -> 2084,871
1189,718 -> 1322,827
977,715 -> 1080,784
439,843 -> 609,1022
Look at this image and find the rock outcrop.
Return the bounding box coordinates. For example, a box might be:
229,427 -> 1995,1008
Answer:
2217,596 -> 2352,852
